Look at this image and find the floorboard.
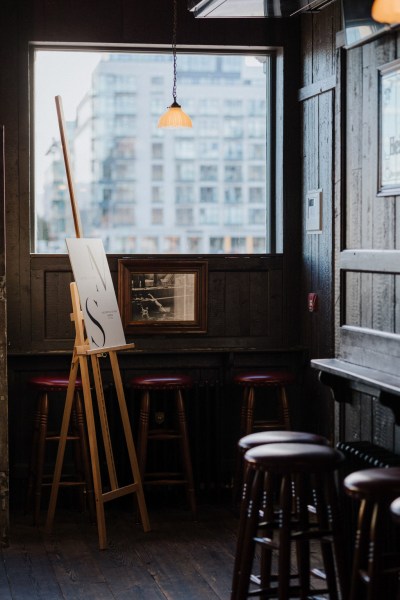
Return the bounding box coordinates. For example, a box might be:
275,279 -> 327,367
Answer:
1,503 -> 329,599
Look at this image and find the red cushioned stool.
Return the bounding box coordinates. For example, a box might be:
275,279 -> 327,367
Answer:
233,370 -> 295,437
26,375 -> 95,525
233,370 -> 295,506
129,374 -> 196,518
344,467 -> 400,599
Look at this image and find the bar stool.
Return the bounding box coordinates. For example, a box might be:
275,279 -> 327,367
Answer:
344,467 -> 400,599
233,430 -> 329,589
129,374 -> 196,518
26,375 -> 95,525
231,442 -> 349,600
233,370 -> 295,438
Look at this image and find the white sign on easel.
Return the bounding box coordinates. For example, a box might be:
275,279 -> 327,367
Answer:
66,237 -> 126,350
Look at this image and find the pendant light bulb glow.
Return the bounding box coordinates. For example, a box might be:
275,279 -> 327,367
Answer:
372,0 -> 400,23
158,0 -> 192,129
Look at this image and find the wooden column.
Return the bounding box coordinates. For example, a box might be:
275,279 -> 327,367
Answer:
0,125 -> 9,547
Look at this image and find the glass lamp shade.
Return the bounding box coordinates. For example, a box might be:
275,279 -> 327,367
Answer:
372,0 -> 400,23
157,101 -> 192,128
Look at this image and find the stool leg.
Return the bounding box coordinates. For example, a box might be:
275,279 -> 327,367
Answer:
73,391 -> 96,522
34,392 -> 48,525
26,394 -> 42,516
279,386 -> 291,430
350,498 -> 374,600
233,468 -> 264,600
277,473 -> 292,600
367,503 -> 385,600
175,389 -> 197,519
326,472 -> 350,599
137,390 -> 150,482
295,473 -> 311,598
244,386 -> 255,436
313,472 -> 339,600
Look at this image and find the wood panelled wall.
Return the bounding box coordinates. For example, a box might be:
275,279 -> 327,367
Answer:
299,4 -> 342,441
300,3 -> 400,450
337,30 -> 400,452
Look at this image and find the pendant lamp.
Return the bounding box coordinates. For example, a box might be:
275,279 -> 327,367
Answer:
372,0 -> 400,23
158,0 -> 192,128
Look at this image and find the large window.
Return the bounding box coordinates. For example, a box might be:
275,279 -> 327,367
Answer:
33,49 -> 276,254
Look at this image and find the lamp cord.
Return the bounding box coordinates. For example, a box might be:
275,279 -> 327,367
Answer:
172,0 -> 177,103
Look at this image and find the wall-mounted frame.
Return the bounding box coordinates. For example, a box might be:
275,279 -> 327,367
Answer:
378,58 -> 400,196
118,259 -> 208,334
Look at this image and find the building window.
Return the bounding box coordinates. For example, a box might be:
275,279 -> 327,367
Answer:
151,208 -> 164,225
210,237 -> 224,253
152,164 -> 163,181
176,208 -> 194,226
152,143 -> 163,159
249,187 -> 264,203
200,187 -> 218,203
199,207 -> 219,225
224,187 -> 242,204
200,165 -> 218,182
33,48 -> 278,254
249,208 -> 265,225
152,186 -> 163,203
176,186 -> 195,204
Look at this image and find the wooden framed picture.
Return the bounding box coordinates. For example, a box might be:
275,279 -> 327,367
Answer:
118,258 -> 208,334
378,58 -> 400,196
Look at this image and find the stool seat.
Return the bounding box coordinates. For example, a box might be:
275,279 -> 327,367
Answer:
391,496 -> 400,524
238,430 -> 327,451
344,466 -> 400,499
130,374 -> 193,390
233,371 -> 295,387
245,442 -> 344,471
28,375 -> 83,391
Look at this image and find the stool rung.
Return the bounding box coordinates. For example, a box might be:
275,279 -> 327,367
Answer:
148,433 -> 181,441
253,536 -> 279,550
144,479 -> 188,486
46,435 -> 80,442
42,481 -> 86,487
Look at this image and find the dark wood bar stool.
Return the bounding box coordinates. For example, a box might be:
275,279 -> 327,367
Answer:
344,467 -> 400,600
233,370 -> 295,437
129,374 -> 196,518
232,370 -> 295,507
231,442 -> 349,600
233,430 -> 329,588
26,375 -> 95,525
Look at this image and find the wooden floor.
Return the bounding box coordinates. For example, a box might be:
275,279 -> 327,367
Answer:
0,501 -> 329,599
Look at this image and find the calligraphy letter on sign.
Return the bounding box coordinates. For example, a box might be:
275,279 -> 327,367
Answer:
66,238 -> 126,350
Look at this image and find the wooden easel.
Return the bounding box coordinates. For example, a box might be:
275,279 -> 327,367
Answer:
45,96 -> 150,549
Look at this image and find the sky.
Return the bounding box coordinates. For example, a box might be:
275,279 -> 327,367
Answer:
34,50 -> 104,200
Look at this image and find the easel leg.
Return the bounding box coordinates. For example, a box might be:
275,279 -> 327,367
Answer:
109,351 -> 150,532
78,354 -> 108,550
45,358 -> 79,534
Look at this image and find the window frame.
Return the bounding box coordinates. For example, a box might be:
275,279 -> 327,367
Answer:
29,43 -> 281,256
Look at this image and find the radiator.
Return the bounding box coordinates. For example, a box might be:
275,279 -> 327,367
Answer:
336,440 -> 400,553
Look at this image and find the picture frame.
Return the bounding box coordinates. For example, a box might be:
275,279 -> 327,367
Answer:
118,258 -> 208,334
378,58 -> 400,196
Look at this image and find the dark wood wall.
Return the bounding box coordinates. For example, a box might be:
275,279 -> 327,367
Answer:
299,4 -> 342,441
1,0 -> 305,511
337,30 -> 400,452
300,2 -> 400,451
